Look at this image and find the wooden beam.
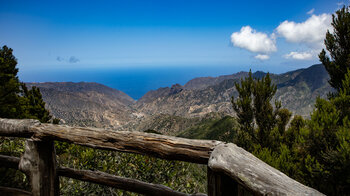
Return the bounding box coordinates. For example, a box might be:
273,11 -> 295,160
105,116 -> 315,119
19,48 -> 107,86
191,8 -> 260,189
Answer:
19,139 -> 59,196
0,119 -> 40,137
58,167 -> 206,196
0,118 -> 326,195
0,186 -> 32,196
0,154 -> 20,169
0,118 -> 222,164
208,143 -> 325,196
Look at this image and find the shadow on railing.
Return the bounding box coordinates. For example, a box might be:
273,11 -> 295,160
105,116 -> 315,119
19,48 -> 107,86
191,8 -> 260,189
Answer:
0,118 -> 324,196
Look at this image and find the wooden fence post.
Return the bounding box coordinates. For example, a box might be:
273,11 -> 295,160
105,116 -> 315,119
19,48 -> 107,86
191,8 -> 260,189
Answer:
207,167 -> 239,196
19,139 -> 59,196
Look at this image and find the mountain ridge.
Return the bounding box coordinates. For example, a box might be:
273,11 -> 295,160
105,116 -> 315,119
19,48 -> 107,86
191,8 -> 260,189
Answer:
28,64 -> 331,134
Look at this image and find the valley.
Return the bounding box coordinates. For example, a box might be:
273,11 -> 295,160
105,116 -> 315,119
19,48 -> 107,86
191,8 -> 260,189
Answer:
28,64 -> 331,135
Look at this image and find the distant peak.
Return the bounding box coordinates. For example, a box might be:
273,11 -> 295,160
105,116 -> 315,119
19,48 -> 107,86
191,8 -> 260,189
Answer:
170,84 -> 183,95
253,71 -> 266,74
251,71 -> 266,79
171,84 -> 182,89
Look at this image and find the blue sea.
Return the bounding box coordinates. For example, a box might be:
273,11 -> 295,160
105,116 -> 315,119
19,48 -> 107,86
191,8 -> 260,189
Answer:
19,65 -> 292,100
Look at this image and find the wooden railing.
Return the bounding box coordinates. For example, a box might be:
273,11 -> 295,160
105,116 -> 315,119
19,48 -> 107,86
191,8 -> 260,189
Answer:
0,118 -> 324,196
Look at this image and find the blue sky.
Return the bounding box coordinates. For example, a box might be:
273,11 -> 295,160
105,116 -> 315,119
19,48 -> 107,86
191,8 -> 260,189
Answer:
0,0 -> 344,98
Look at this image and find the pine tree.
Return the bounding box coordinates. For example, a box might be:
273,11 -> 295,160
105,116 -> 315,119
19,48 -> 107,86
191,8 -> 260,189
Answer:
21,83 -> 52,123
253,73 -> 281,148
0,45 -> 53,122
231,71 -> 255,147
0,45 -> 25,118
276,108 -> 292,136
232,71 -> 285,149
301,6 -> 350,194
319,6 -> 350,93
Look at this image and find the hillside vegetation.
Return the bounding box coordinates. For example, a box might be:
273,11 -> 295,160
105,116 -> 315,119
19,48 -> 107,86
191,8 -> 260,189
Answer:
178,116 -> 239,143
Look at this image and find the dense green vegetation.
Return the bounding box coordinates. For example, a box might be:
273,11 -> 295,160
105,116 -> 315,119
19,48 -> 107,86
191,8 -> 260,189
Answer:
319,7 -> 350,94
178,116 -> 239,143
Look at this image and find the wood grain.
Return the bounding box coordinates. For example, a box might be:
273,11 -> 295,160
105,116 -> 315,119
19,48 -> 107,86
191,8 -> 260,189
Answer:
0,118 -> 222,164
208,143 -> 325,196
0,119 -> 40,137
19,139 -> 59,196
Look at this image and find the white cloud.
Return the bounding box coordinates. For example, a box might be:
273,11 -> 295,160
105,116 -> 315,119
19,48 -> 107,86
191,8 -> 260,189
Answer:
255,54 -> 270,60
231,26 -> 276,54
276,14 -> 332,48
307,8 -> 315,15
283,51 -> 313,60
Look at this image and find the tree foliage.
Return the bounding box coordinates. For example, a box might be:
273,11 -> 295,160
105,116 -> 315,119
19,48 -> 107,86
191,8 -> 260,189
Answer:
21,84 -> 52,123
304,71 -> 350,194
231,72 -> 350,195
0,45 -> 25,118
231,71 -> 254,136
309,7 -> 350,194
231,72 -> 284,150
319,6 -> 350,93
253,73 -> 281,148
0,45 -> 52,123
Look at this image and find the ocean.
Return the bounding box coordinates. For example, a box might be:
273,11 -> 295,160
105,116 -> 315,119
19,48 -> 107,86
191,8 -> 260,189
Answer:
19,65 -> 289,100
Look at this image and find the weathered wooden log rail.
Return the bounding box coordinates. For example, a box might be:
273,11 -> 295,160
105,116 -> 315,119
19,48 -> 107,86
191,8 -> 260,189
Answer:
0,118 -> 324,196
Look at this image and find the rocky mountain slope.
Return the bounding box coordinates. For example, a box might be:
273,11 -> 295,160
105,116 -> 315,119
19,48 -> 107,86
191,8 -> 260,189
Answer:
274,64 -> 331,115
26,82 -> 136,128
134,64 -> 331,119
29,64 -> 332,134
